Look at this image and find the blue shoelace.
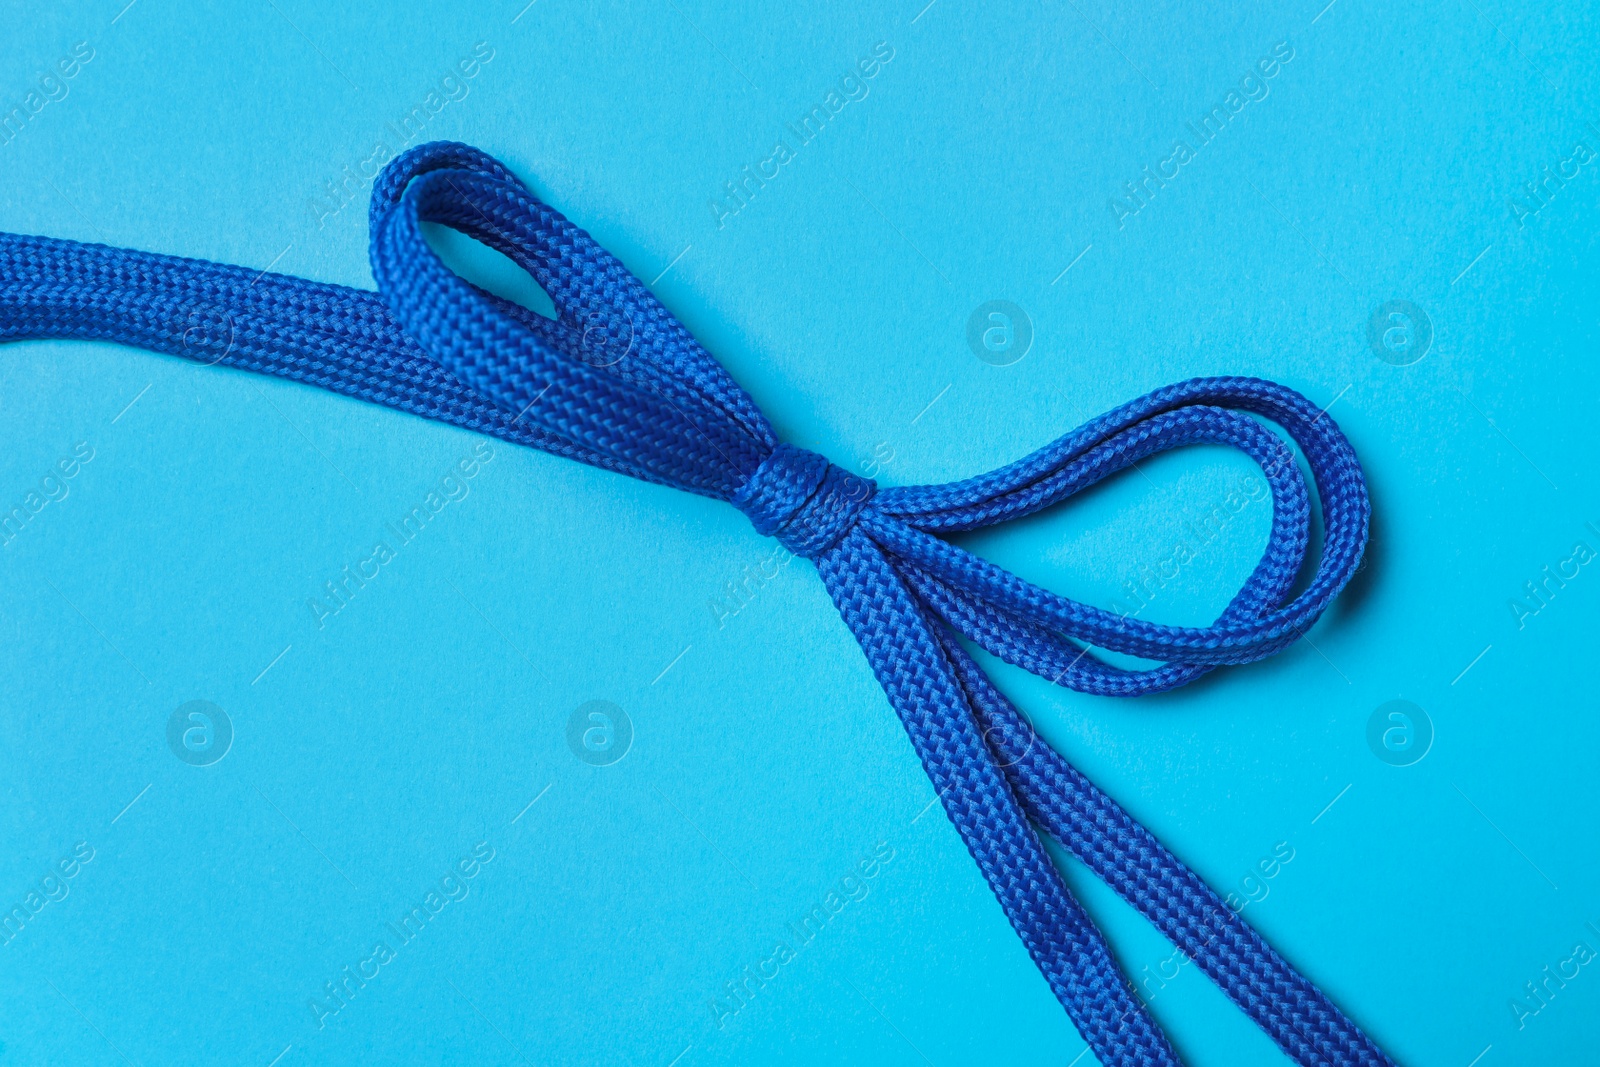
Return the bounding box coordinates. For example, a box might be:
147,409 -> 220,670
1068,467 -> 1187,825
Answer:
0,142 -> 1395,1067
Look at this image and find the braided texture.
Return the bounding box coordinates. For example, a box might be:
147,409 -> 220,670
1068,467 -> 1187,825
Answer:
0,141 -> 1394,1067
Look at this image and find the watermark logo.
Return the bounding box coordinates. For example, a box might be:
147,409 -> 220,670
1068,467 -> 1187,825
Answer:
307,443 -> 494,631
1507,141 -> 1595,229
1365,699 -> 1432,766
1509,526 -> 1597,630
307,42 -> 496,230
1223,840 -> 1296,914
708,840 -> 895,1030
709,42 -> 895,231
566,700 -> 632,766
0,441 -> 95,550
0,841 -> 94,948
979,705 -> 1038,769
1367,300 -> 1432,366
0,41 -> 94,149
1510,922 -> 1600,1031
167,700 -> 233,766
180,305 -> 237,368
966,300 -> 1032,366
309,841 -> 495,1030
577,309 -> 635,368
1106,473 -> 1267,619
1108,39 -> 1295,230
709,542 -> 795,629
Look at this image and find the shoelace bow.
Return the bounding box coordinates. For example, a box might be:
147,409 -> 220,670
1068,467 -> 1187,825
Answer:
0,142 -> 1396,1067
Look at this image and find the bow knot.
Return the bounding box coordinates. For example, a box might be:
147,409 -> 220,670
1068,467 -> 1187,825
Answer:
0,138 -> 1395,1067
730,443 -> 875,558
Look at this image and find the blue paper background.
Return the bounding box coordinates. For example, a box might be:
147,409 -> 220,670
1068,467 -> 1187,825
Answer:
3,0 -> 1599,1063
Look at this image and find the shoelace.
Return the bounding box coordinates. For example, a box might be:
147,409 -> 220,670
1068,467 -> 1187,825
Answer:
0,141 -> 1395,1067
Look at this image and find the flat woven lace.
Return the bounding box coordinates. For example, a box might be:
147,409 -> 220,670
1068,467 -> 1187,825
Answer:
0,142 -> 1396,1067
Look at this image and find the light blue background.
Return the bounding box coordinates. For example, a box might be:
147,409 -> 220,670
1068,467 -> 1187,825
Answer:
2,0 -> 1598,1064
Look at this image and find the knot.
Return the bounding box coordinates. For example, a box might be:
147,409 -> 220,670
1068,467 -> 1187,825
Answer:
730,443 -> 876,559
